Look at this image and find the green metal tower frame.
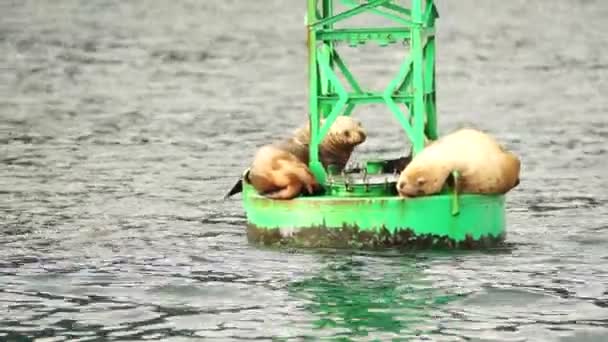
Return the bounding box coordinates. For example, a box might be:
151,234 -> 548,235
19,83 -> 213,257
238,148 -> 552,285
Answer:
306,0 -> 439,185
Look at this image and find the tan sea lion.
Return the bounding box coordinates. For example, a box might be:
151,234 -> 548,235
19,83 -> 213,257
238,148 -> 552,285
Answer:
225,115 -> 367,200
396,128 -> 520,197
247,145 -> 320,200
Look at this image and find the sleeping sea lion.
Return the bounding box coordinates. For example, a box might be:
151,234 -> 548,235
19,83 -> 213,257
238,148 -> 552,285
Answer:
396,128 -> 521,197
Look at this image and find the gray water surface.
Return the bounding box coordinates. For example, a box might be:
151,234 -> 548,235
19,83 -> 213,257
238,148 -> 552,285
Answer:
1,0 -> 608,341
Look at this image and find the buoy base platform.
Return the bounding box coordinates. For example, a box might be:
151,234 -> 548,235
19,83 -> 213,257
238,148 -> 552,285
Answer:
242,177 -> 507,250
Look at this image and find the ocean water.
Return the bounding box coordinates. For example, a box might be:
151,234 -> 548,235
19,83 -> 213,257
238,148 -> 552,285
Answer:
1,0 -> 607,341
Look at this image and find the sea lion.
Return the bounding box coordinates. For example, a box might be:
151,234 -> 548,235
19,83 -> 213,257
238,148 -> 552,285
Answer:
224,115 -> 367,200
246,145 -> 320,200
277,115 -> 367,171
396,128 -> 520,197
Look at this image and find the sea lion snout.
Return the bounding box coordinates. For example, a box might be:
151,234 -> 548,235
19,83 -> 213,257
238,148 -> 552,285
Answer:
339,127 -> 366,145
349,127 -> 367,145
357,130 -> 367,143
398,181 -> 406,190
396,180 -> 413,197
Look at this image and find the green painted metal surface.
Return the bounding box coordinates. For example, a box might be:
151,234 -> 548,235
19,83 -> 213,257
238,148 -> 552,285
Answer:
243,180 -> 506,249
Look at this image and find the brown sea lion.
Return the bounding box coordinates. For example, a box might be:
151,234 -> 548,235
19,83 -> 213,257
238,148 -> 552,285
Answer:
396,128 -> 520,197
276,115 -> 367,171
224,116 -> 367,200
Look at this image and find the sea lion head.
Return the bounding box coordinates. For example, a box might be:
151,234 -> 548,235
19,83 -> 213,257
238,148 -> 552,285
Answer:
292,115 -> 367,148
288,116 -> 367,171
323,116 -> 367,148
396,162 -> 450,197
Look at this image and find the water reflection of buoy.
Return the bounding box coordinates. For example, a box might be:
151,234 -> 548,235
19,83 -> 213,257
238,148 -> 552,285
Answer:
288,258 -> 460,337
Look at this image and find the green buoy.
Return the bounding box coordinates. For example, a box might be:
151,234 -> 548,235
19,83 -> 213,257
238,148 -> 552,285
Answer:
240,0 -> 507,250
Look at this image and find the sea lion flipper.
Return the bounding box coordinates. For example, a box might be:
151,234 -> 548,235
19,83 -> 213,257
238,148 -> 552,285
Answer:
223,178 -> 243,199
264,183 -> 302,200
382,155 -> 413,173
